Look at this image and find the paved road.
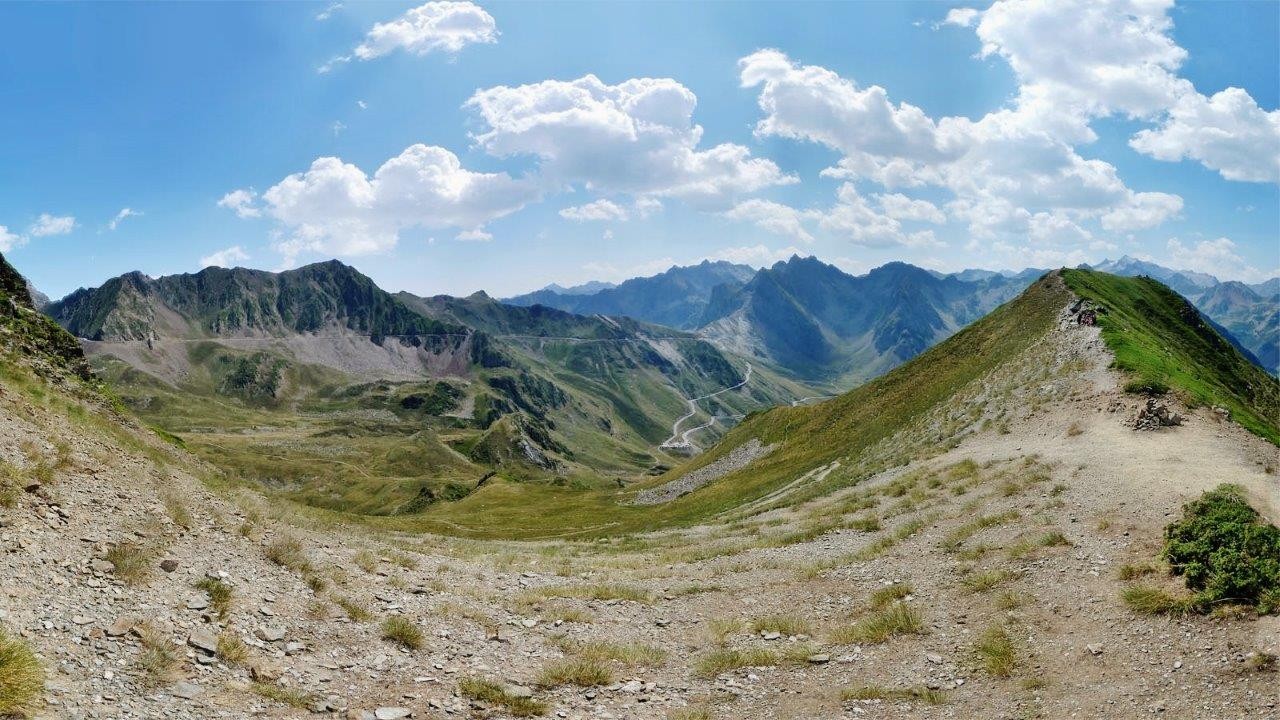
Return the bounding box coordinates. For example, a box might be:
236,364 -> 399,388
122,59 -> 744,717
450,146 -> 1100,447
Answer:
660,363 -> 752,449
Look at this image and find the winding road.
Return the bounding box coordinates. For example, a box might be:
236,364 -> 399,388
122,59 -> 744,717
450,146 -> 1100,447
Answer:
661,363 -> 752,449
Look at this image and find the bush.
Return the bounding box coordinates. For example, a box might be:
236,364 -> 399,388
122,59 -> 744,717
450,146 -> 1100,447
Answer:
1163,485 -> 1280,611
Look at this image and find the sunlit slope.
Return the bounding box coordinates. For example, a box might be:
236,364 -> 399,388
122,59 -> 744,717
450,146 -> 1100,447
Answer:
1061,269 -> 1280,444
385,273 -> 1068,538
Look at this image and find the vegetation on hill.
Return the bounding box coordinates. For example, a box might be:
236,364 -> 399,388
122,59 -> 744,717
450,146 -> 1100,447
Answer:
0,252 -> 93,382
1163,485 -> 1280,614
1061,269 -> 1280,444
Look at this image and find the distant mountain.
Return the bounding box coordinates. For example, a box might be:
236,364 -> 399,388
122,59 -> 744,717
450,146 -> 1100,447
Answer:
503,260 -> 757,330
49,260 -> 456,342
542,280 -> 616,296
1088,256 -> 1218,297
42,260 -> 808,499
697,257 -> 1036,384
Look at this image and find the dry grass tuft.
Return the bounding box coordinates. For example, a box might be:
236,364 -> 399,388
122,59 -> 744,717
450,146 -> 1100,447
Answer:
458,677 -> 546,717
194,577 -> 233,619
135,623 -> 181,687
215,633 -> 248,665
264,536 -> 311,573
381,616 -> 423,650
829,603 -> 925,645
0,627 -> 44,716
250,682 -> 315,709
536,656 -> 613,687
749,614 -> 811,637
1121,586 -> 1198,615
974,625 -> 1017,677
869,583 -> 913,610
105,542 -> 154,585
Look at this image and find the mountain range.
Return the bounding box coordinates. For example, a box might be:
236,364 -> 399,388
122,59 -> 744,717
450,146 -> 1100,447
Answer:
508,254 -> 1278,378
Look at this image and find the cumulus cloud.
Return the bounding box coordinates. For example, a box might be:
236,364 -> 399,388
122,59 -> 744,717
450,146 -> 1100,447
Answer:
217,189 -> 261,219
200,245 -> 250,268
0,225 -> 24,253
1130,88 -> 1280,183
943,7 -> 979,27
876,193 -> 945,223
1100,191 -> 1182,231
722,199 -> 814,243
1165,237 -> 1273,283
466,74 -> 793,205
253,144 -> 537,265
29,213 -> 76,237
706,244 -> 808,267
108,207 -> 142,231
323,1 -> 497,70
560,199 -> 629,222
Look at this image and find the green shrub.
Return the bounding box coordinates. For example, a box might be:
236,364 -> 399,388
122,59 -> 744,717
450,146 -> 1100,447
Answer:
1163,485 -> 1280,611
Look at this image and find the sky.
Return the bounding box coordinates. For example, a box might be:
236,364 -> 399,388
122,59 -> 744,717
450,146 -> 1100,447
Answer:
1,0 -> 1277,300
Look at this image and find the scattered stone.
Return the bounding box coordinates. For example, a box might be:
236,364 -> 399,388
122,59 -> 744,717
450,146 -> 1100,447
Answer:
1086,643 -> 1104,656
506,685 -> 533,699
807,654 -> 830,664
186,597 -> 209,611
159,558 -> 179,573
249,660 -> 284,682
926,653 -> 944,665
171,682 -> 200,700
374,708 -> 411,719
255,625 -> 287,642
187,630 -> 218,654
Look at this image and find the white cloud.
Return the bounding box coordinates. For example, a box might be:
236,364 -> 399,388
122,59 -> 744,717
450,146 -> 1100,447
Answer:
943,8 -> 979,27
1130,88 -> 1280,183
316,2 -> 341,21
721,199 -> 814,243
107,207 -> 142,231
602,229 -> 614,241
876,193 -> 945,223
29,213 -> 76,237
331,121 -> 347,136
466,74 -> 794,205
217,189 -> 262,219
560,199 -> 629,222
357,100 -> 368,110
356,1 -> 496,59
455,228 -> 493,242
200,245 -> 249,268
258,144 -> 537,265
582,257 -> 677,282
1100,191 -> 1182,231
1165,237 -> 1272,283
0,225 -> 25,252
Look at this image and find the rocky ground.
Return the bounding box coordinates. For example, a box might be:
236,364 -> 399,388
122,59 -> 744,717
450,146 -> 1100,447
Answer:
1,303 -> 1277,720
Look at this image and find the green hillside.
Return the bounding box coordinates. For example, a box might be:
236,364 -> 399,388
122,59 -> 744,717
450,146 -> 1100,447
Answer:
1061,269 -> 1280,444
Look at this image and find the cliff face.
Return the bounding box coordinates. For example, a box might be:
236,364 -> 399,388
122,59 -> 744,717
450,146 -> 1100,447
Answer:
0,252 -> 91,381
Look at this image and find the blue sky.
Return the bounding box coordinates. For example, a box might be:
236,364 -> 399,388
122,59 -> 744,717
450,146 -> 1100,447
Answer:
1,0 -> 1276,300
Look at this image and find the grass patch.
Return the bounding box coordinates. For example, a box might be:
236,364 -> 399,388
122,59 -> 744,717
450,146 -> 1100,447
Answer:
0,627 -> 44,716
264,536 -> 312,573
194,577 -> 233,619
841,685 -> 945,704
458,677 -> 546,717
869,583 -> 913,610
105,542 -> 155,585
352,550 -> 379,573
961,569 -> 1012,593
536,583 -> 651,604
161,492 -> 193,530
974,625 -> 1016,677
1118,562 -> 1160,581
250,682 -> 315,709
749,614 -> 811,637
693,647 -> 780,678
1120,585 -> 1198,616
829,603 -> 924,644
135,623 -> 181,687
215,633 -> 248,665
537,657 -> 613,687
381,616 -> 423,650
333,595 -> 372,622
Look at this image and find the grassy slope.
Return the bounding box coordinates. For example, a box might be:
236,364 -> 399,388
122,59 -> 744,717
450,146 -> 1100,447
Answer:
1061,269 -> 1280,445
381,274 -> 1067,539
